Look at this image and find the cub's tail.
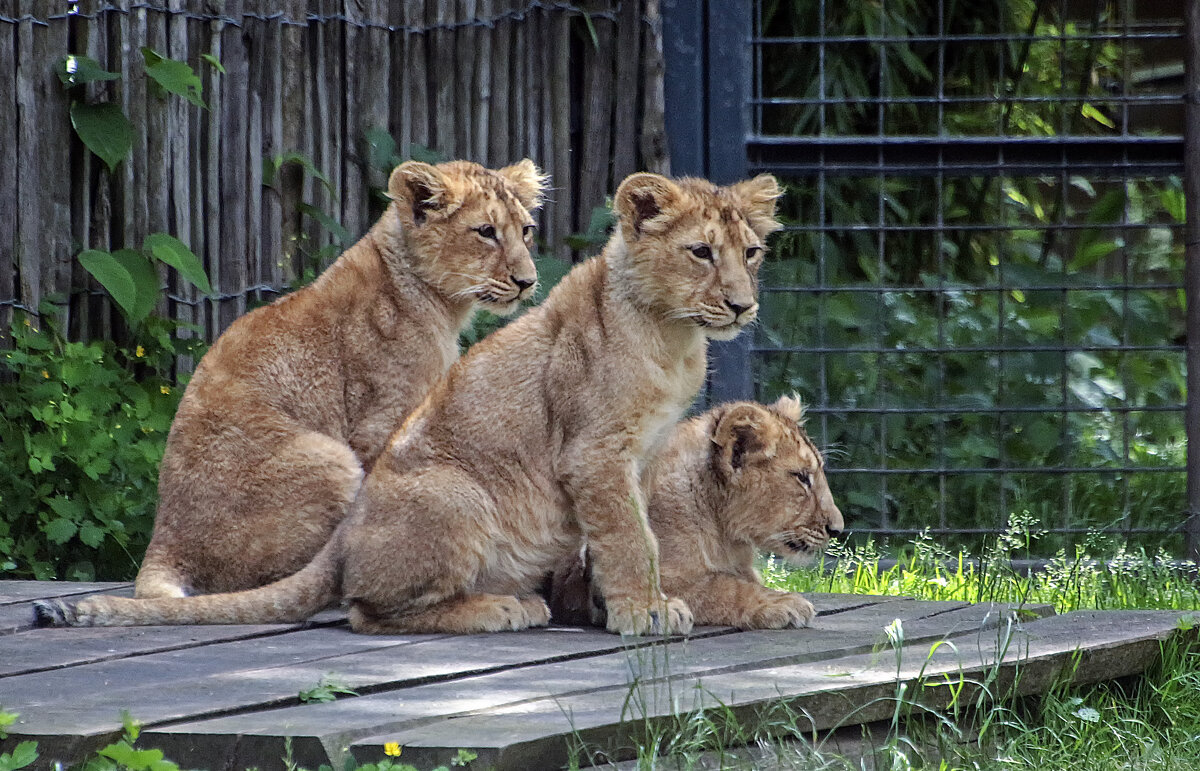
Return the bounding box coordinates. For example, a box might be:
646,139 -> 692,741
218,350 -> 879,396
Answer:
33,537 -> 343,627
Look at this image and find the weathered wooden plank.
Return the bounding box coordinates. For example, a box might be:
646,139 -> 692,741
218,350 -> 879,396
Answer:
549,8 -> 571,259
0,614 -> 347,677
0,585 -> 134,634
0,581 -> 132,605
345,609 -> 1194,771
486,0 -> 509,164
579,14 -> 615,228
640,0 -> 669,174
432,0 -> 456,156
611,0 -> 639,184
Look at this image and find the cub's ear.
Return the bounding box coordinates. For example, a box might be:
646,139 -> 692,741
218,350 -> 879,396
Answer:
711,403 -> 775,477
771,394 -> 806,425
727,174 -> 783,239
614,172 -> 683,237
388,161 -> 459,225
497,158 -> 549,211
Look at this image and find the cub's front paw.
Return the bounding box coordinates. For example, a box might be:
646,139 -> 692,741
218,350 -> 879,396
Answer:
745,591 -> 815,629
604,596 -> 694,636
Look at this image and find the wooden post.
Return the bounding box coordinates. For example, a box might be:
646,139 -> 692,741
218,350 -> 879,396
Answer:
1184,0 -> 1200,561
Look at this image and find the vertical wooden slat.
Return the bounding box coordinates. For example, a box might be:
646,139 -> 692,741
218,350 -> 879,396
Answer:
276,0 -> 304,286
0,11 -> 18,334
0,6 -> 17,335
524,6 -> 540,167
509,0 -> 525,162
166,0 -> 196,369
124,0 -> 147,257
612,0 -> 640,184
15,0 -> 42,324
403,0 -> 429,152
456,0 -> 475,157
549,9 -> 571,259
640,0 -> 669,174
219,0 -> 249,331
579,15 -> 615,228
472,0 -> 490,163
254,1 -> 283,292
356,0 -> 390,221
245,0 -> 263,296
433,0 -> 456,155
146,2 -> 171,318
342,0 -> 364,236
39,0 -> 72,327
487,0 -> 509,164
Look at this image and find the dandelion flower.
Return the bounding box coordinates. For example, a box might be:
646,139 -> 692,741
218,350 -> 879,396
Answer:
136,345 -> 146,358
41,370 -> 49,379
383,742 -> 401,757
160,385 -> 171,395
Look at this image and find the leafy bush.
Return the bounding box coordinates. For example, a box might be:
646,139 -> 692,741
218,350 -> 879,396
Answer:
0,314 -> 201,580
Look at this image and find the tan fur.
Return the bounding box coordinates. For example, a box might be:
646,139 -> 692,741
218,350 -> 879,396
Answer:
133,159 -> 546,599
36,172 -> 782,637
549,395 -> 845,630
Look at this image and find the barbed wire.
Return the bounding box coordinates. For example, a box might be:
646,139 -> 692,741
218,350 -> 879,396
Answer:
0,0 -> 626,31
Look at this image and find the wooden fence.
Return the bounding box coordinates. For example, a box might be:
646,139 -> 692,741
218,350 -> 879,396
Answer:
0,0 -> 667,344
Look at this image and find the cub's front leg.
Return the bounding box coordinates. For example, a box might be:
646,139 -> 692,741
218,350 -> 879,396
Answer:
563,455 -> 693,636
677,572 -> 815,629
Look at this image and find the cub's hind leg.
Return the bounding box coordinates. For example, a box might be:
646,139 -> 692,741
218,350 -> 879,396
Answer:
350,594 -> 551,634
136,426 -> 363,597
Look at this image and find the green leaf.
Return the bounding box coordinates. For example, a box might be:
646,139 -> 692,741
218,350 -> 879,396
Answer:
365,126 -> 400,173
112,248 -> 162,323
79,522 -> 106,548
55,55 -> 120,88
1080,103 -> 1115,129
200,52 -> 226,74
141,47 -> 206,108
43,518 -> 77,545
79,249 -> 139,318
297,203 -> 351,247
70,101 -> 133,172
0,740 -> 38,771
144,233 -> 213,295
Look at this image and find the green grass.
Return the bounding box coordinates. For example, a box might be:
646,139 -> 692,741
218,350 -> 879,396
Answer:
605,518 -> 1200,770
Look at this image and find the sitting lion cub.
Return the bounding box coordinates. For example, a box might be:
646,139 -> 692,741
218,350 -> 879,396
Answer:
549,396 -> 844,629
35,171 -> 781,637
135,159 -> 545,599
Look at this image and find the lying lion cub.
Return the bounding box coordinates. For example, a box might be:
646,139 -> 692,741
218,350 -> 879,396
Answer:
549,396 -> 844,629
36,171 -> 781,636
134,159 -> 545,599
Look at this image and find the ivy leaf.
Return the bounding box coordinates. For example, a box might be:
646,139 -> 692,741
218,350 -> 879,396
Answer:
112,248 -> 161,324
79,249 -> 139,319
144,233 -> 213,295
141,47 -> 206,108
70,101 -> 133,171
55,54 -> 120,88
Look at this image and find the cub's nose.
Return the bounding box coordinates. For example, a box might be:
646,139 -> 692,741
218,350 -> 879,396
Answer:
826,525 -> 843,538
512,276 -> 535,291
726,299 -> 752,316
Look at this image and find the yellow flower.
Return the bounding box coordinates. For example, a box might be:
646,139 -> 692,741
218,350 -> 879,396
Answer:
41,370 -> 49,379
160,385 -> 171,395
135,345 -> 146,358
383,742 -> 401,757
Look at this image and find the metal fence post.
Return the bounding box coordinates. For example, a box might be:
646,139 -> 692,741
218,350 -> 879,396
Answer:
704,0 -> 755,403
1185,0 -> 1200,561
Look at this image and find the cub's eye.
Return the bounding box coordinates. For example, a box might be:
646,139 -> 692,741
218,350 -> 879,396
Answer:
689,244 -> 714,262
792,470 -> 812,488
745,246 -> 763,263
475,224 -> 498,240
522,224 -> 536,238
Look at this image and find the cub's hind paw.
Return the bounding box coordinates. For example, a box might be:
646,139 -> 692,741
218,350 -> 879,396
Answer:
746,592 -> 815,629
520,596 -> 552,628
605,596 -> 694,636
33,599 -> 80,627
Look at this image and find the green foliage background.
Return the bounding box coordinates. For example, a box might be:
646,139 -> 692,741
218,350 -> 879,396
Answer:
753,0 -> 1186,554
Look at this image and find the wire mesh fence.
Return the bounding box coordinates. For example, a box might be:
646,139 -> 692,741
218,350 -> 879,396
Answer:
739,0 -> 1189,555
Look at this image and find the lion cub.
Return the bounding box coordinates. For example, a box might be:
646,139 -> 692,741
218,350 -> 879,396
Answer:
135,159 -> 545,599
36,171 -> 781,637
549,396 -> 844,629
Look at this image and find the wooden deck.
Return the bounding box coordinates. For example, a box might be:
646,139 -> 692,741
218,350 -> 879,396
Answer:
1,581 -> 1194,770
